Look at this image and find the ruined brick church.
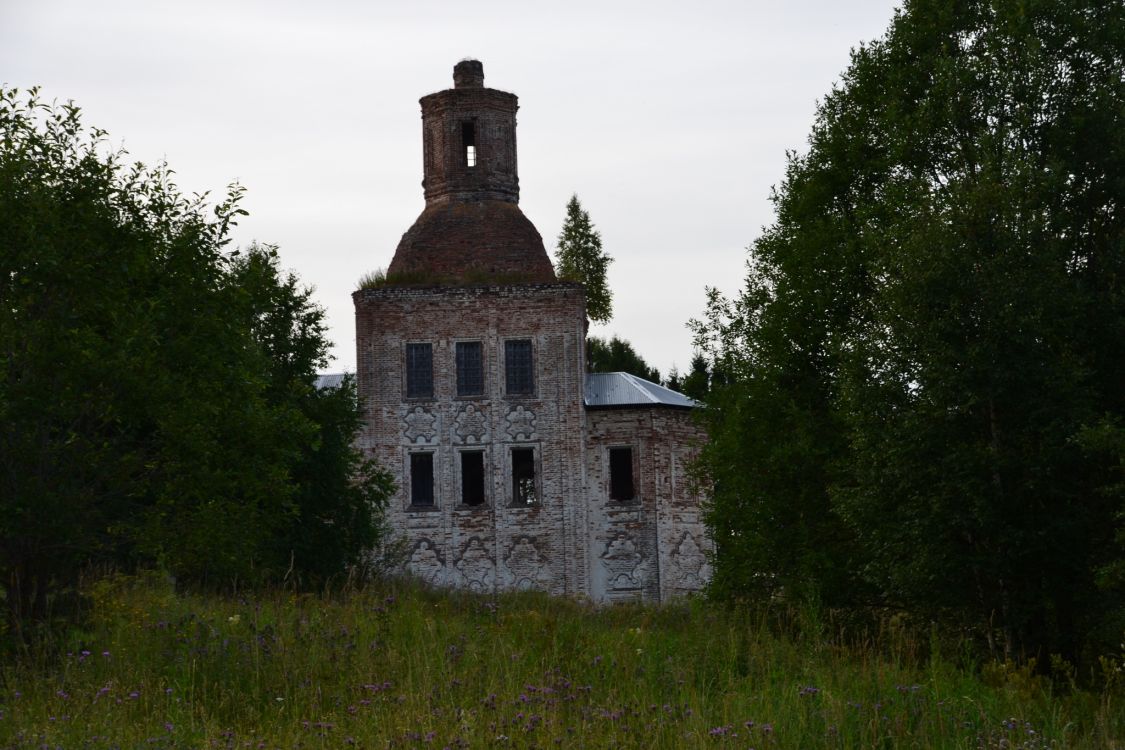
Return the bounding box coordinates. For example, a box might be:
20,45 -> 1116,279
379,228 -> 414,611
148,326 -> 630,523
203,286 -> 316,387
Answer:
350,60 -> 710,602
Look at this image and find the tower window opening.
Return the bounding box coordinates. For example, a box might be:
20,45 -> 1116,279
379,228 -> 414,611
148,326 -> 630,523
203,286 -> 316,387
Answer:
462,121 -> 477,167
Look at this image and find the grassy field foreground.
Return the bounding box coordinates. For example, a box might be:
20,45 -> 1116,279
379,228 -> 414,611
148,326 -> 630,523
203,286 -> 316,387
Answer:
0,575 -> 1121,748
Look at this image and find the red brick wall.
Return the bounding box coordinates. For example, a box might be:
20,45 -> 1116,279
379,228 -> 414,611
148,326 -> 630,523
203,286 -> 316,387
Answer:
354,282 -> 589,596
585,408 -> 711,601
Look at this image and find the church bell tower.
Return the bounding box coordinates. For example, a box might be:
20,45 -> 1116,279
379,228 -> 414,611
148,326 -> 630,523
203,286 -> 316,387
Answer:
421,59 -> 519,205
386,60 -> 556,283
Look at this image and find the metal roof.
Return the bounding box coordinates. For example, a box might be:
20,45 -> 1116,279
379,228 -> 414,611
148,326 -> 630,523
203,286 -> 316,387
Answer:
584,372 -> 698,410
314,371 -> 698,409
315,373 -> 347,390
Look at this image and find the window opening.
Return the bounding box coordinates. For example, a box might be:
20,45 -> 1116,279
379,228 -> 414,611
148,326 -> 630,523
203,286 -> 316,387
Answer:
609,447 -> 635,501
511,448 -> 537,506
406,343 -> 433,399
505,339 -> 533,395
461,451 -> 485,506
410,453 -> 434,507
456,341 -> 484,396
462,121 -> 476,167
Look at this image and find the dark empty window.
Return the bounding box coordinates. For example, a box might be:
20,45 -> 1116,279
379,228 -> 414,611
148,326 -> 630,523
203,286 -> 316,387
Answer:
456,341 -> 484,396
406,343 -> 433,398
410,453 -> 434,507
609,447 -> 635,501
461,451 -> 485,506
511,448 -> 536,506
505,339 -> 533,395
462,121 -> 476,167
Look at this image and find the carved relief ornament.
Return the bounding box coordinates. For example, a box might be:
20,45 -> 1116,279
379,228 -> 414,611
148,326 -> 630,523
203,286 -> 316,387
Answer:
403,406 -> 437,444
505,406 -> 536,441
454,404 -> 488,444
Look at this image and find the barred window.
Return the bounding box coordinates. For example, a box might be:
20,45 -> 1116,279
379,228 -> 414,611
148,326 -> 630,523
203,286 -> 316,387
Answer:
456,341 -> 484,397
505,339 -> 533,395
410,452 -> 434,507
609,447 -> 635,501
461,451 -> 485,506
511,447 -> 537,506
405,343 -> 433,399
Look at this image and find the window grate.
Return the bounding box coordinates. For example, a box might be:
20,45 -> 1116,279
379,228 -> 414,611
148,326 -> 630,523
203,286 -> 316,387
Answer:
456,341 -> 484,396
406,343 -> 433,399
505,339 -> 533,395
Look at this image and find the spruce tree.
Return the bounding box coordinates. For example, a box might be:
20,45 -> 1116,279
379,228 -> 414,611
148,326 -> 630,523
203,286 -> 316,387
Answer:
586,335 -> 660,382
555,194 -> 613,324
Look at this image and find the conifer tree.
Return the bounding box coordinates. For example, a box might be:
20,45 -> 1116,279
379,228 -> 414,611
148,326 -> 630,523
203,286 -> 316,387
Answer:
586,335 -> 660,382
680,354 -> 711,402
555,194 -> 613,323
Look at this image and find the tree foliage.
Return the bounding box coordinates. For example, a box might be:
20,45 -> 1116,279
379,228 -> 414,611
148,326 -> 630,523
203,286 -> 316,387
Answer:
586,336 -> 660,383
0,88 -> 391,635
680,354 -> 712,402
693,0 -> 1125,660
228,249 -> 394,584
665,354 -> 713,401
555,194 -> 613,324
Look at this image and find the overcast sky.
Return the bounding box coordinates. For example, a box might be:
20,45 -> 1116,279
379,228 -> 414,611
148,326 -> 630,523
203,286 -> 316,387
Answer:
3,0 -> 902,378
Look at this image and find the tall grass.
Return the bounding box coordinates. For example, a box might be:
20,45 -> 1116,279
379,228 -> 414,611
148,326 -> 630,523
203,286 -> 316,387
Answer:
0,574 -> 1120,748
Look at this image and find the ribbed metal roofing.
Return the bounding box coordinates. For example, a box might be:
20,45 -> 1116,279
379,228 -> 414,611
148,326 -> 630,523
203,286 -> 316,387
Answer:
315,371 -> 697,408
315,373 -> 347,390
584,372 -> 698,410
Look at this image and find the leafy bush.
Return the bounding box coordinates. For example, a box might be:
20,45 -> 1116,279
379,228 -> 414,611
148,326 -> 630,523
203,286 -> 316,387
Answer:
693,0 -> 1125,665
0,88 -> 391,639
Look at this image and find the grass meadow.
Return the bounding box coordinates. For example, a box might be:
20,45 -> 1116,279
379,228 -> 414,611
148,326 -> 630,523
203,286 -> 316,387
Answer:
0,574 -> 1121,748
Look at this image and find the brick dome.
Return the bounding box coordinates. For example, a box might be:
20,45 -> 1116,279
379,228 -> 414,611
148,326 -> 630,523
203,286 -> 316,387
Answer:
386,60 -> 556,284
389,200 -> 555,283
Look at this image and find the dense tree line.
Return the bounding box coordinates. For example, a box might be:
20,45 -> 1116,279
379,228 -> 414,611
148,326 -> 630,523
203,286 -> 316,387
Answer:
693,0 -> 1125,666
0,89 -> 392,638
586,335 -> 661,383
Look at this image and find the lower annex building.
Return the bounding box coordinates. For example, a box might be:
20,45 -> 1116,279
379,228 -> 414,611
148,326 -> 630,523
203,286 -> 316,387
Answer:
335,60 -> 710,602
